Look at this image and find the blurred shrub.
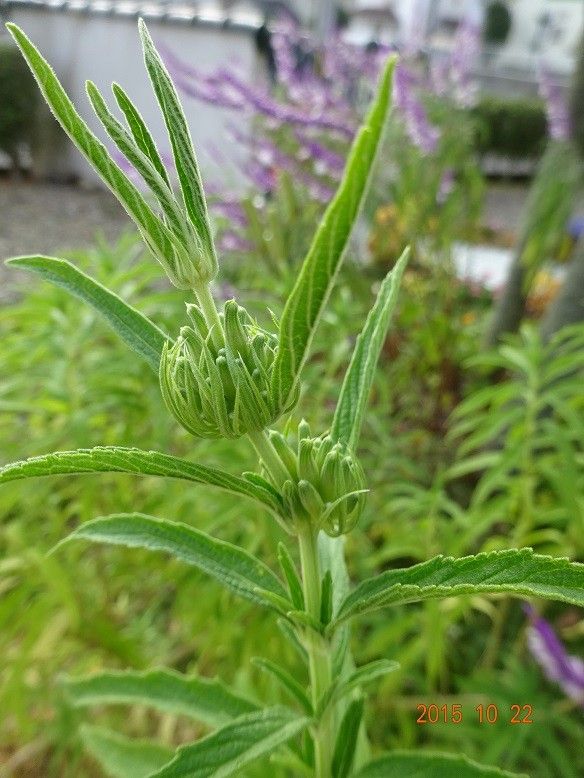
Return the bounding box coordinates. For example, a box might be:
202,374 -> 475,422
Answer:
570,31 -> 584,159
0,41 -> 37,170
474,95 -> 548,159
483,1 -> 512,45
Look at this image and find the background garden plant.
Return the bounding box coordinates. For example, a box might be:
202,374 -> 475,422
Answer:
2,18 -> 584,778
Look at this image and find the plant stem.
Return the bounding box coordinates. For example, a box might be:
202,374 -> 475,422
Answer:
247,428 -> 291,488
298,525 -> 333,778
193,281 -> 224,350
247,429 -> 335,775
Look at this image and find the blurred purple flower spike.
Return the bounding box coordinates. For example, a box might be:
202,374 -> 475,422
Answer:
394,63 -> 440,154
538,64 -> 571,142
524,604 -> 584,706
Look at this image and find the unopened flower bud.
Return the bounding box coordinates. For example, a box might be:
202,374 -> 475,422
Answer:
261,421 -> 368,536
159,300 -> 299,438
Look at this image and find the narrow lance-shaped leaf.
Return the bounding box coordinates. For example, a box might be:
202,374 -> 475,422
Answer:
251,657 -> 312,715
65,669 -> 257,728
139,19 -> 217,276
0,447 -> 282,515
5,23 -> 181,276
81,725 -> 173,778
331,659 -> 400,706
5,256 -> 168,372
355,751 -> 527,778
332,698 -> 364,778
149,707 -> 309,778
86,80 -> 191,244
112,82 -> 171,187
271,57 -> 396,408
334,548 -> 584,626
61,513 -> 290,612
331,249 -> 409,450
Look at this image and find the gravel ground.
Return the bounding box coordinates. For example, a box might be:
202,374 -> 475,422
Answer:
0,178 -> 128,301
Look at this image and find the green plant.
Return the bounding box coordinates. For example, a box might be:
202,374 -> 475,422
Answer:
3,20 -> 584,778
474,96 -> 548,160
448,324 -> 584,557
0,40 -> 37,170
483,2 -> 513,46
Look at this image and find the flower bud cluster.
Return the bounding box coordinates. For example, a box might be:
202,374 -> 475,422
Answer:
160,300 -> 298,438
156,232 -> 218,290
266,422 -> 368,537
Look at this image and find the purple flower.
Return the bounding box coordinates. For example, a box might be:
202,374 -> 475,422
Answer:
538,64 -> 571,141
394,64 -> 440,155
437,169 -> 455,203
210,198 -> 248,228
216,231 -> 253,254
448,19 -> 480,108
524,605 -> 584,706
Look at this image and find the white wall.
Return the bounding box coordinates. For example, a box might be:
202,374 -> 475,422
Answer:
496,0 -> 583,75
3,6 -> 264,187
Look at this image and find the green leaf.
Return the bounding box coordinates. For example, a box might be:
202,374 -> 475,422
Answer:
331,249 -> 409,449
112,82 -> 171,187
62,513 -> 289,612
81,725 -> 173,778
332,659 -> 399,705
0,447 -> 282,515
138,19 -> 216,275
332,698 -> 364,778
251,657 -> 312,714
5,256 -> 168,372
355,751 -> 527,777
277,543 -> 304,610
320,570 -> 333,626
271,57 -> 396,408
334,548 -> 584,625
65,669 -> 257,727
148,707 -> 309,778
5,23 -> 180,274
86,80 -> 191,245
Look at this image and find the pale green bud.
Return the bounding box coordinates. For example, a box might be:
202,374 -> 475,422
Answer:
147,232 -> 218,291
160,300 -> 299,438
262,421 -> 368,537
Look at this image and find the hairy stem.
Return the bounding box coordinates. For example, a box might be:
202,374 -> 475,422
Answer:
247,428 -> 291,488
193,281 -> 224,350
298,526 -> 333,778
248,429 -> 335,775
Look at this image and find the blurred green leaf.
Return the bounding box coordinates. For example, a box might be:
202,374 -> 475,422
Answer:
355,751 -> 527,777
81,725 -> 173,778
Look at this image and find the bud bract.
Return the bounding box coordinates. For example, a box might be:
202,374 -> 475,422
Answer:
160,300 -> 299,438
264,423 -> 367,537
